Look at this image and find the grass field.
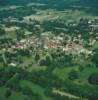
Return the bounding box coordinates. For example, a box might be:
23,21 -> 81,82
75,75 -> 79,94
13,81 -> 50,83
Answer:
53,66 -> 79,80
24,9 -> 98,22
76,67 -> 98,85
0,6 -> 22,11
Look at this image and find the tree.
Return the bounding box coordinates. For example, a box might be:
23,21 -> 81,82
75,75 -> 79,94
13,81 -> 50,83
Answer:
92,49 -> 98,67
35,54 -> 40,61
45,56 -> 51,66
88,72 -> 98,85
0,27 -> 6,35
39,56 -> 51,66
89,94 -> 98,100
15,29 -> 25,40
6,73 -> 21,91
22,86 -> 33,95
39,59 -> 45,66
5,88 -> 12,98
68,70 -> 79,80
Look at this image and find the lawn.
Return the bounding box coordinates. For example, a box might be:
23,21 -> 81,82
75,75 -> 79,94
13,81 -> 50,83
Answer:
18,55 -> 46,72
0,26 -> 19,40
53,66 -> 79,80
75,67 -> 98,85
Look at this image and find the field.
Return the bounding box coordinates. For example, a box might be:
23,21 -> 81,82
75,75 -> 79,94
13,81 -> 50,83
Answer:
24,9 -> 98,22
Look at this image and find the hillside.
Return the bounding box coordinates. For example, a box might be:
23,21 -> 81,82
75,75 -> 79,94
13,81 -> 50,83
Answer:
0,0 -> 98,100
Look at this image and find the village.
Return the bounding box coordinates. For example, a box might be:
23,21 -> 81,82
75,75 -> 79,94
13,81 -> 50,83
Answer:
0,32 -> 93,54
1,17 -> 98,67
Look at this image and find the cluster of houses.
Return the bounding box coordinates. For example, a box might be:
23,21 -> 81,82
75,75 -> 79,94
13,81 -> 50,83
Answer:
0,31 -> 93,57
1,17 -> 98,66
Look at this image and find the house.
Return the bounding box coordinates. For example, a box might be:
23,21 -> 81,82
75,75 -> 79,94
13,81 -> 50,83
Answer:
9,62 -> 17,67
